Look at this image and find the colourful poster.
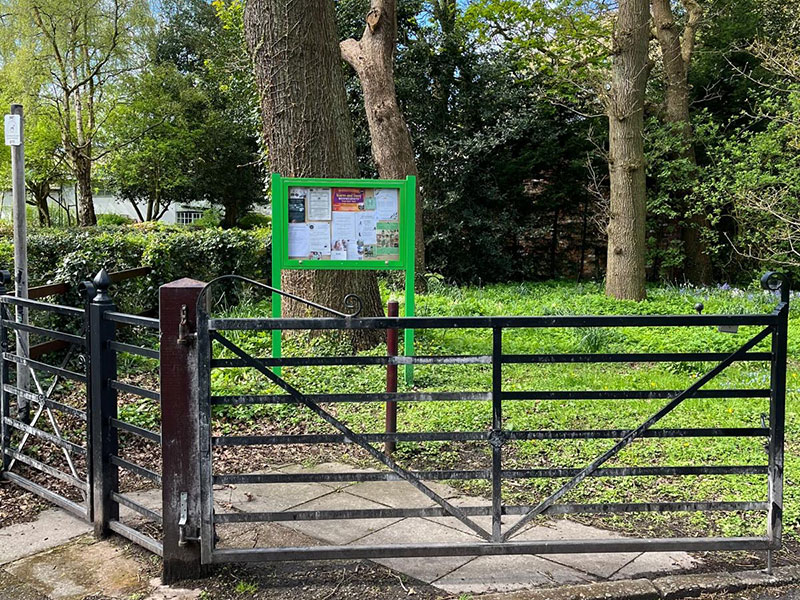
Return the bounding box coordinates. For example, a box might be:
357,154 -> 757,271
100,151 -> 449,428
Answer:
332,188 -> 364,211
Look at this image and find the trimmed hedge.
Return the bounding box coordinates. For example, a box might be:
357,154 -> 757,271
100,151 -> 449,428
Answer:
0,223 -> 271,313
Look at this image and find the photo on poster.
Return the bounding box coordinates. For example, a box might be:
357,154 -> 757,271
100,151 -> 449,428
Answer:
288,188 -> 307,223
376,221 -> 400,256
308,188 -> 332,221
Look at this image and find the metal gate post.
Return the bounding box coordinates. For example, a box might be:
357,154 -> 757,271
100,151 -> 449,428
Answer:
0,270 -> 11,472
87,269 -> 119,536
160,278 -> 206,583
766,274 -> 790,573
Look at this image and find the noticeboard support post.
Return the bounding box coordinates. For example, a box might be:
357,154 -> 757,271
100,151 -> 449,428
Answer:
270,173 -> 415,385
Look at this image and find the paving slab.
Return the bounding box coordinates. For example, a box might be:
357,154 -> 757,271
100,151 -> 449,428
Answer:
345,479 -> 456,508
354,517 -> 481,583
512,519 -> 641,578
652,572 -> 743,599
277,462 -> 378,490
0,509 -> 91,566
433,553 -> 594,594
212,479 -> 332,513
610,550 -> 700,580
3,537 -> 144,600
479,578 -> 660,600
281,489 -> 402,544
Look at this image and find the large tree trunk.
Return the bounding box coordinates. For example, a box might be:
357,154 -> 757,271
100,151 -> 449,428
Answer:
75,153 -> 96,227
605,0 -> 651,301
651,0 -> 711,284
244,0 -> 383,347
340,0 -> 425,288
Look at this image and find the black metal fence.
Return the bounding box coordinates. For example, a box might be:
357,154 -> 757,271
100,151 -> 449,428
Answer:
0,269 -> 791,583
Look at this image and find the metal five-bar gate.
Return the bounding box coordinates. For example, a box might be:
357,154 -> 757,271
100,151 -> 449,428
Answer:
0,269 -> 792,583
185,272 -> 790,574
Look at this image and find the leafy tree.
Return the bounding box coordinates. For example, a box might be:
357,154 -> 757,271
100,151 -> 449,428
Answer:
0,0 -> 153,225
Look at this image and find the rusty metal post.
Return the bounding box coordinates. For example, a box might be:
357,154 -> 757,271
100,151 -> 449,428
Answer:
160,278 -> 206,583
385,300 -> 399,456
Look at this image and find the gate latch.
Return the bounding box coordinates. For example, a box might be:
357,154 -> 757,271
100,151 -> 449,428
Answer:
178,492 -> 201,546
177,305 -> 196,346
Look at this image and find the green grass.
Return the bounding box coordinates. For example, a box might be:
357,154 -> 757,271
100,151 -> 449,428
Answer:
134,277 -> 800,540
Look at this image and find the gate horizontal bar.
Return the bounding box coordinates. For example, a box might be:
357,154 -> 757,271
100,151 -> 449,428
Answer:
3,385 -> 87,420
214,465 -> 767,485
209,314 -> 779,331
1,320 -> 85,346
208,536 -> 772,563
103,312 -> 159,329
211,354 -> 493,368
210,391 -> 492,405
109,380 -> 160,401
1,471 -> 88,519
211,352 -> 771,369
110,455 -> 162,485
108,341 -> 159,360
214,501 -> 768,523
209,388 -> 770,406
212,427 -> 769,446
3,416 -> 87,455
108,520 -> 163,557
111,492 -> 162,523
110,418 -> 161,443
3,448 -> 88,491
2,353 -> 86,382
0,295 -> 83,317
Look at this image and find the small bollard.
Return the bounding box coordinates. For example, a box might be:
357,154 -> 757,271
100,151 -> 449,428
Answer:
385,300 -> 399,456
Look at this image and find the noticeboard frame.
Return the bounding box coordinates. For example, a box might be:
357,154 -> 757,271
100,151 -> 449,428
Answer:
270,173 -> 416,382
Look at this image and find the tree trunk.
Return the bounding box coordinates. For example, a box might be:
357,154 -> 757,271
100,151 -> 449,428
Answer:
244,0 -> 383,347
340,0 -> 425,289
27,181 -> 52,227
651,0 -> 711,284
75,153 -> 96,227
605,0 -> 651,301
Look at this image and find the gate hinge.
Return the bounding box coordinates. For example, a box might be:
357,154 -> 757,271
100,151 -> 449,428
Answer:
178,491 -> 201,546
177,305 -> 197,346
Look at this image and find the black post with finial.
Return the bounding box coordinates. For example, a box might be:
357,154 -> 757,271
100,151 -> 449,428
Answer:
86,269 -> 119,537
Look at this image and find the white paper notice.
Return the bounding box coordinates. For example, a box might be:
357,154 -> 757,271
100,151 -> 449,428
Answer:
307,222 -> 331,256
307,188 -> 332,221
332,211 -> 356,243
375,188 -> 399,221
4,114 -> 21,146
346,240 -> 361,260
331,250 -> 347,261
357,211 -> 378,245
288,223 -> 310,257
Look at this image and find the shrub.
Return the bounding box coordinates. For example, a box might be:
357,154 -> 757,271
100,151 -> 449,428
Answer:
0,223 -> 271,313
97,213 -> 136,226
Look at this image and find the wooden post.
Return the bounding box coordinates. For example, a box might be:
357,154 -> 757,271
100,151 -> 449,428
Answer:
88,269 -> 118,536
160,278 -> 206,583
8,104 -> 28,420
385,299 -> 398,456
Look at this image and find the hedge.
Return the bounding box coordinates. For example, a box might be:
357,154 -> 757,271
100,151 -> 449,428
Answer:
0,223 -> 271,313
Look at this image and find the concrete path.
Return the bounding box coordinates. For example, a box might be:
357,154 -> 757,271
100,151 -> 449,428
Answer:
0,461 -> 703,597
210,462 -> 700,595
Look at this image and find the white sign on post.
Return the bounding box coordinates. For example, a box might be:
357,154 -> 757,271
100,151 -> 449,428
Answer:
4,114 -> 21,146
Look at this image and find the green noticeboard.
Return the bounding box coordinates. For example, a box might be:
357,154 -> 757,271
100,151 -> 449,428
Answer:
271,173 -> 416,382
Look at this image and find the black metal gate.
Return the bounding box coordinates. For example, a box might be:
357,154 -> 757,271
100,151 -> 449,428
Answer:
0,271 -> 92,519
193,272 -> 790,569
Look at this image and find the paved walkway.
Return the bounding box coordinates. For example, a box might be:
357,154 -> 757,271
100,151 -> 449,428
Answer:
209,461 -> 700,594
0,462 -> 702,597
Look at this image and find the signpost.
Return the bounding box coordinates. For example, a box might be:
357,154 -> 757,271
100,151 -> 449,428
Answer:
5,104 -> 29,418
271,173 -> 416,383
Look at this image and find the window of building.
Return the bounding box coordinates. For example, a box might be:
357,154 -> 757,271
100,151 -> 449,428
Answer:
176,210 -> 203,225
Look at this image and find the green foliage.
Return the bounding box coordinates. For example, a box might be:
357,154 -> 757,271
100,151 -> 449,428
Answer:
237,212 -> 271,230
0,223 -> 270,313
97,214 -> 136,227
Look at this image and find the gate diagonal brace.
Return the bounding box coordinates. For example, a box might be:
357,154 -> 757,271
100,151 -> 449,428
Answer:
501,325 -> 774,542
210,331 -> 494,542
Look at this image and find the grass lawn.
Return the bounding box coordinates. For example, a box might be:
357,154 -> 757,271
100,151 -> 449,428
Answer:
121,277 -> 800,542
